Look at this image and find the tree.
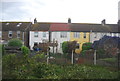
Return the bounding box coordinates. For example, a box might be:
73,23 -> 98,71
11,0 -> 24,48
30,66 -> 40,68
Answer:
62,41 -> 77,54
62,41 -> 77,60
8,38 -> 23,47
92,36 -> 120,57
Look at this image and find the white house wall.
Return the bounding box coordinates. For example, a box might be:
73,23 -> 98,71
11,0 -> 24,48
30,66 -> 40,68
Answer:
29,31 -> 49,50
50,32 -> 70,53
90,32 -> 120,43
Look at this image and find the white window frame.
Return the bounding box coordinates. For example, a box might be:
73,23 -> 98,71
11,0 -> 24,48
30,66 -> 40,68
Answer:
60,32 -> 67,38
43,32 -> 46,37
17,31 -> 20,38
8,31 -> 12,38
83,32 -> 86,38
74,32 -> 80,38
34,32 -> 39,37
94,33 -> 97,38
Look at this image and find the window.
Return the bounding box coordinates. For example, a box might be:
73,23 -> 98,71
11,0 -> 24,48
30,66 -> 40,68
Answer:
17,31 -> 20,38
34,32 -> 38,37
74,32 -> 80,38
0,31 -> 2,38
94,33 -> 97,38
8,31 -> 12,38
43,32 -> 46,37
6,23 -> 9,25
83,33 -> 86,38
16,23 -> 22,27
60,32 -> 67,38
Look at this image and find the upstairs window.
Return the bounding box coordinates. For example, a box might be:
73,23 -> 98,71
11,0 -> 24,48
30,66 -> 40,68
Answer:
8,31 -> 12,38
43,32 -> 46,37
83,33 -> 86,38
17,31 -> 20,38
34,32 -> 38,37
60,32 -> 67,38
94,33 -> 97,38
74,32 -> 80,38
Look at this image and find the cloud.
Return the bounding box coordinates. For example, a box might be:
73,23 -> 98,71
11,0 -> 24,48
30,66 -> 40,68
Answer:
0,0 -> 119,23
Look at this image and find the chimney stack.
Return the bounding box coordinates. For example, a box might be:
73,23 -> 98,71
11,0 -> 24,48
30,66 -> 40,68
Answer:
101,19 -> 106,26
68,18 -> 71,23
118,20 -> 120,26
34,18 -> 37,24
118,20 -> 120,32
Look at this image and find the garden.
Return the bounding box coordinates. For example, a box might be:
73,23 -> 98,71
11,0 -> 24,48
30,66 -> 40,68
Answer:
1,38 -> 120,79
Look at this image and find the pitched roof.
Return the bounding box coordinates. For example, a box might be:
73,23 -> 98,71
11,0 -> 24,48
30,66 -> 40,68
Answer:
70,23 -> 118,33
1,22 -> 32,31
30,23 -> 50,31
50,23 -> 70,31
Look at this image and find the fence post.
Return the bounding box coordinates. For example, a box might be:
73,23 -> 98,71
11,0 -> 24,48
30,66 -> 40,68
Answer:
71,50 -> 74,64
94,50 -> 96,65
47,49 -> 49,65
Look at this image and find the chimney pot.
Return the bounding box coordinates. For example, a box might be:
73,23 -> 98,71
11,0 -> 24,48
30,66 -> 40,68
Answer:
68,18 -> 71,23
34,18 -> 37,24
101,19 -> 106,26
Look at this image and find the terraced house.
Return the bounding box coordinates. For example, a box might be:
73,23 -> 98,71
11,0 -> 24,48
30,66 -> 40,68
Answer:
49,22 -> 71,53
1,22 -> 32,46
29,21 -> 50,50
1,19 -> 119,54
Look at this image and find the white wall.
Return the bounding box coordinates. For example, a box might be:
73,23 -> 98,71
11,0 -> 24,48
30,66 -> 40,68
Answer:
90,32 -> 120,43
50,31 -> 70,53
119,1 -> 120,20
29,31 -> 49,50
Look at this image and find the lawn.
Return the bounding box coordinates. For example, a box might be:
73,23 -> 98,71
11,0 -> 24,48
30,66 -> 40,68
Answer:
100,57 -> 117,63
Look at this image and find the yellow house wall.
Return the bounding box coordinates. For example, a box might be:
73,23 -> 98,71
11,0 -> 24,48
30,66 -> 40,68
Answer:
70,32 -> 90,54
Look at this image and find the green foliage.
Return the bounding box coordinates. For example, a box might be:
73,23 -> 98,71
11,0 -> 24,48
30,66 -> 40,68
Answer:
62,41 -> 77,58
8,38 -> 23,47
33,53 -> 46,59
0,44 -> 4,55
2,53 -> 118,79
82,42 -> 92,51
21,46 -> 30,55
62,41 -> 69,54
100,58 -> 117,63
2,54 -> 18,78
81,50 -> 87,55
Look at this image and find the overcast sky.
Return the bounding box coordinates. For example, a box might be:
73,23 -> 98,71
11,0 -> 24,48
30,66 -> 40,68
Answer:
0,0 -> 120,24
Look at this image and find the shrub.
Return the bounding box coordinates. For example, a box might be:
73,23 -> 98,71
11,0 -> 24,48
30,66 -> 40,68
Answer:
2,54 -> 18,79
82,42 -> 92,51
0,44 -> 5,55
8,38 -> 23,47
21,46 -> 30,55
62,41 -> 69,54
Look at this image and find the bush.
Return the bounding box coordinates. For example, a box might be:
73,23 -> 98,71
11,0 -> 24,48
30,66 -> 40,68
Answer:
82,42 -> 92,51
62,41 -> 69,54
0,44 -> 5,55
3,53 -> 118,79
2,54 -> 18,79
21,46 -> 30,55
8,38 -> 23,47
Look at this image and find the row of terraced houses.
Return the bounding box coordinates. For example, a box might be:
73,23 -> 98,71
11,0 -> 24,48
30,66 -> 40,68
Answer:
0,18 -> 120,54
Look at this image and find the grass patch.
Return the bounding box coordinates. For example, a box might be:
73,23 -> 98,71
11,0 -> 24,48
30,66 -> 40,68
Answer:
100,57 -> 117,63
